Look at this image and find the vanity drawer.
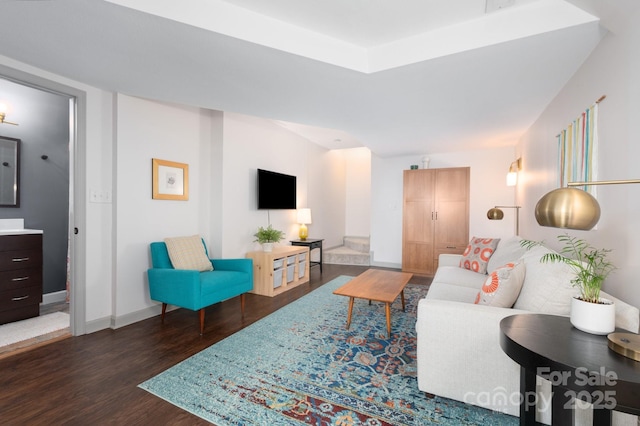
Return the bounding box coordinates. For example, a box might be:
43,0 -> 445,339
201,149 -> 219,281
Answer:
0,267 -> 42,290
0,249 -> 43,271
0,234 -> 42,251
0,233 -> 43,325
0,284 -> 42,311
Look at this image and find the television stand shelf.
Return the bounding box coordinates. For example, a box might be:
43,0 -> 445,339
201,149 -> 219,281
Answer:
246,245 -> 310,297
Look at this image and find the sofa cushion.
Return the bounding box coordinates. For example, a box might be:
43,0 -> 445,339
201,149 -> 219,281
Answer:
459,237 -> 500,274
487,236 -> 527,273
475,261 -> 525,307
513,245 -> 578,315
164,235 -> 214,272
425,282 -> 481,303
432,265 -> 488,289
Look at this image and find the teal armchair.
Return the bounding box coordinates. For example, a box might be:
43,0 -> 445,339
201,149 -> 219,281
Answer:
147,241 -> 253,334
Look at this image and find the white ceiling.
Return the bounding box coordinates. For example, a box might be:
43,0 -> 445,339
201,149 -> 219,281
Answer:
0,0 -> 605,156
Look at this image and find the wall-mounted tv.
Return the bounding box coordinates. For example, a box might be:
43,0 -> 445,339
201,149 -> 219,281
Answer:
257,168 -> 297,210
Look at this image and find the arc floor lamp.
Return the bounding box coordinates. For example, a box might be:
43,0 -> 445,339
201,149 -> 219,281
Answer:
535,179 -> 640,230
487,205 -> 521,235
535,178 -> 640,360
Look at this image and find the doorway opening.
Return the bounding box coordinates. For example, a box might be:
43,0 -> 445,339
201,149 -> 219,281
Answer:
0,65 -> 87,352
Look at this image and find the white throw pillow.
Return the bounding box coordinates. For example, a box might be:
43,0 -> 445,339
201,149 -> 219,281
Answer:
487,236 -> 527,274
475,261 -> 526,307
164,235 -> 214,272
513,245 -> 578,315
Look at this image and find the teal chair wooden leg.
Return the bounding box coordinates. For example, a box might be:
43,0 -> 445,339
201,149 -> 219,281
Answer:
161,303 -> 167,323
199,308 -> 205,335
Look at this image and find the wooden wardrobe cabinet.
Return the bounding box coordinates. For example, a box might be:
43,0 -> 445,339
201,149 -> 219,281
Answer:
402,167 -> 469,276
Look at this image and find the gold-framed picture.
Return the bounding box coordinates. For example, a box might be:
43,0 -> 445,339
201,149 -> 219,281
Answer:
152,158 -> 189,201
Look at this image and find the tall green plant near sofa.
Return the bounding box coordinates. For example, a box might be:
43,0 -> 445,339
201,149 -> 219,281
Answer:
521,234 -> 615,303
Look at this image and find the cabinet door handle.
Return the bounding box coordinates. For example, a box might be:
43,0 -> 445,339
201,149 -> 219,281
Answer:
11,276 -> 29,281
446,246 -> 456,249
12,257 -> 30,262
12,295 -> 29,301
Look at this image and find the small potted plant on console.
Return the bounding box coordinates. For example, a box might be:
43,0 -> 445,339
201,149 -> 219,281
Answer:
253,225 -> 285,252
523,234 -> 616,334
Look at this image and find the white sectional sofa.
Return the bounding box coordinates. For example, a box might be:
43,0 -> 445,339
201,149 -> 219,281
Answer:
416,236 -> 640,424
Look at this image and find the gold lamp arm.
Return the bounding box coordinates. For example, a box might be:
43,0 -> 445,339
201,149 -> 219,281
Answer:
568,179 -> 640,186
487,205 -> 521,235
0,112 -> 18,126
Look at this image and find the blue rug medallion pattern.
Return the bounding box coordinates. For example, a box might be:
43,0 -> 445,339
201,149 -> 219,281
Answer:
139,275 -> 517,425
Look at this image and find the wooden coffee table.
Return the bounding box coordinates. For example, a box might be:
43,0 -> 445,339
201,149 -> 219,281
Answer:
333,269 -> 413,338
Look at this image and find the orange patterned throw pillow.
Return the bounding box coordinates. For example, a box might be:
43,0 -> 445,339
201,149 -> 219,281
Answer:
459,237 -> 500,274
474,261 -> 526,307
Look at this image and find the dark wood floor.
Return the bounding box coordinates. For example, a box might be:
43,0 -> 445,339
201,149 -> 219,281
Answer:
0,264 -> 431,425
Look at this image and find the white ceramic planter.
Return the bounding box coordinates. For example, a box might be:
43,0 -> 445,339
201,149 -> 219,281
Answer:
570,296 -> 615,335
262,242 -> 273,252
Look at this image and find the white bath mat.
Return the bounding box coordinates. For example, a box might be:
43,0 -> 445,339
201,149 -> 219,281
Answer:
0,312 -> 70,347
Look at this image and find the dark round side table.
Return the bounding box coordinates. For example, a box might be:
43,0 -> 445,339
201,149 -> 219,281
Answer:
500,314 -> 640,425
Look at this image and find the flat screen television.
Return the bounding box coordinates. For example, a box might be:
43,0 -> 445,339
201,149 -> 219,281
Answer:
257,168 -> 297,210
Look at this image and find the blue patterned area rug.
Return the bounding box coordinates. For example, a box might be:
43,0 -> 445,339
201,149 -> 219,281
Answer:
139,275 -> 517,425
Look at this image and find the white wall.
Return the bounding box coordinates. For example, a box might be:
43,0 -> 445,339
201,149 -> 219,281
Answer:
114,95 -> 214,324
219,112 -> 346,256
370,147 -> 517,268
0,53 -> 351,331
306,148 -> 348,250
517,2 -> 640,309
111,106 -> 347,327
344,147 -> 371,238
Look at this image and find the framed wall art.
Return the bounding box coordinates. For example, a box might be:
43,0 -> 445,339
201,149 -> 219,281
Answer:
152,158 -> 189,201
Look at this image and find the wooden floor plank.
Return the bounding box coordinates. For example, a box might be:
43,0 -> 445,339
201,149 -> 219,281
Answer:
0,265 -> 430,424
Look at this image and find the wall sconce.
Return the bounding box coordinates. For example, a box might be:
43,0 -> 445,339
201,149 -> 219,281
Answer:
535,179 -> 640,230
506,158 -> 521,186
487,205 -> 521,235
0,102 -> 18,126
297,208 -> 312,240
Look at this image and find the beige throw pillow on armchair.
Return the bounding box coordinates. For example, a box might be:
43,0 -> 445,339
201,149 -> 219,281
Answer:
164,235 -> 214,272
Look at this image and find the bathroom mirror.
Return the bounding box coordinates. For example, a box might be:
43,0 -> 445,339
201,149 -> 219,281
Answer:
0,136 -> 20,207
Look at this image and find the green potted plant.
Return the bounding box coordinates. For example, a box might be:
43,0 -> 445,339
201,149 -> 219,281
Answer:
522,234 -> 616,334
253,225 -> 285,252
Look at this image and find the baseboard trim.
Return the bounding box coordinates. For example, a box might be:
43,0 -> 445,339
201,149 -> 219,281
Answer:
85,317 -> 111,334
370,260 -> 401,269
110,304 -> 181,330
42,290 -> 67,305
109,305 -> 160,329
82,304 -> 180,334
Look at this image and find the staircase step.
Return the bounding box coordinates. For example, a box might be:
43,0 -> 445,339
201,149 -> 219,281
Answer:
324,246 -> 370,266
344,236 -> 370,253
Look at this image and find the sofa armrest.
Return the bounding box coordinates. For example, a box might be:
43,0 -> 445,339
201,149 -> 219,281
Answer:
211,258 -> 253,275
147,268 -> 201,310
600,290 -> 640,333
438,253 -> 462,267
416,298 -> 532,416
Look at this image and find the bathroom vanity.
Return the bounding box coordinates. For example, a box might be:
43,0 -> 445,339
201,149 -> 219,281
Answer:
0,219 -> 43,325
